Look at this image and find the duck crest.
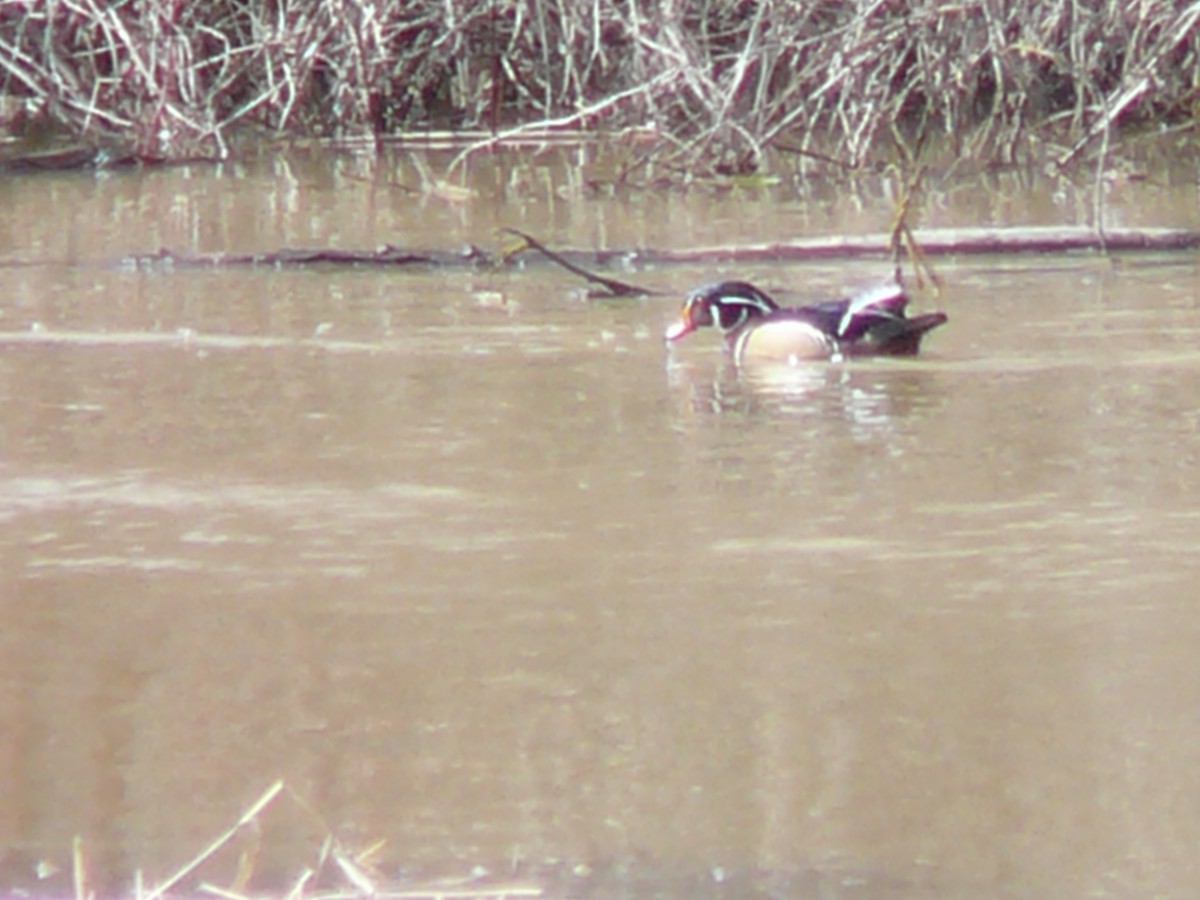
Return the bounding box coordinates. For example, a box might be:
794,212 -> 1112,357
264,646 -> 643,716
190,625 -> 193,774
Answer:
696,282 -> 779,335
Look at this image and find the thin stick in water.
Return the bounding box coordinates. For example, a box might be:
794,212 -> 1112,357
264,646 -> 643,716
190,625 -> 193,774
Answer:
143,780 -> 285,900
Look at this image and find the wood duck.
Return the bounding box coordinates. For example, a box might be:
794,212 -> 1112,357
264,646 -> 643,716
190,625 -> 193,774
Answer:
664,280 -> 948,364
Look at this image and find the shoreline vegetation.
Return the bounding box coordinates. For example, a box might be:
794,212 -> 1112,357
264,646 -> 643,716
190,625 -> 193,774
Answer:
2,0 -> 1200,178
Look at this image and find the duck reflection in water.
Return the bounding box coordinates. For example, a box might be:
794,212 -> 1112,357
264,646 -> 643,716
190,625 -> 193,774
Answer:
665,353 -> 945,434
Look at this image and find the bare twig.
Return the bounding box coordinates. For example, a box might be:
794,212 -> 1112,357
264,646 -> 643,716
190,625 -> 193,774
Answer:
143,780 -> 285,900
445,70 -> 678,175
501,228 -> 659,297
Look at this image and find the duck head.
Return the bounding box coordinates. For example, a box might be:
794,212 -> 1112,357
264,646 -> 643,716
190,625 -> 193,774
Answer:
664,281 -> 780,342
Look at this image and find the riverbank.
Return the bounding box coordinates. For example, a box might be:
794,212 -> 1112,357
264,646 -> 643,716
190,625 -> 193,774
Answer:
2,1 -> 1199,175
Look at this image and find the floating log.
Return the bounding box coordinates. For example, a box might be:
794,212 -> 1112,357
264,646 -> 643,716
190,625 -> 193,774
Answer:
117,244 -> 493,269
11,226 -> 1200,280
616,226 -> 1200,265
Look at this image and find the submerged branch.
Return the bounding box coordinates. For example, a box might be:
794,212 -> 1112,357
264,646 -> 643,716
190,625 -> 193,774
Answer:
114,245 -> 493,268
500,228 -> 660,297
11,226 -> 1200,281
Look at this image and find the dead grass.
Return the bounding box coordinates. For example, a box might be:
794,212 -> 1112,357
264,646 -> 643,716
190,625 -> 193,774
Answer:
60,781 -> 545,900
2,0 -> 1200,172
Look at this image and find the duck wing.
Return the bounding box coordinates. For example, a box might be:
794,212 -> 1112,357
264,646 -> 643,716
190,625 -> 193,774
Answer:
775,284 -> 909,339
785,284 -> 946,356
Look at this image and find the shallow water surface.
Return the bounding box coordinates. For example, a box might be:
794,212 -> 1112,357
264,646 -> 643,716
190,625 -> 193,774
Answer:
3,151 -> 1200,898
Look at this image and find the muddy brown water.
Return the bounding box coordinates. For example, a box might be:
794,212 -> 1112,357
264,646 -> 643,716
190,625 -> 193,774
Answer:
4,148 -> 1200,898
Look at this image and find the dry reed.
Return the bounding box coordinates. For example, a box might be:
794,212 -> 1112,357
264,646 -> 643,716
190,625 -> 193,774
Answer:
60,780 -> 544,900
2,0 -> 1199,171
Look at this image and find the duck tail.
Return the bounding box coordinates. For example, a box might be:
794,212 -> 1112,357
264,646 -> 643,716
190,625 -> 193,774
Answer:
874,311 -> 949,356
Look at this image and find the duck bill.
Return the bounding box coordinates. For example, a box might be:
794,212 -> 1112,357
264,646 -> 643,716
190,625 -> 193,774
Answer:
664,313 -> 696,342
